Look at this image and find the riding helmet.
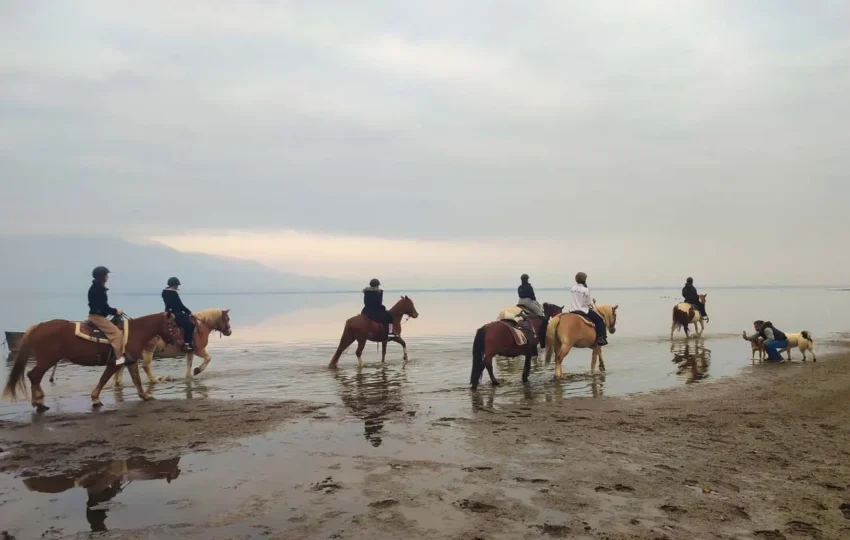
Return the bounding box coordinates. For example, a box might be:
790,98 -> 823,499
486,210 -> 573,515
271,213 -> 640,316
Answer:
521,274 -> 529,282
167,277 -> 181,287
369,278 -> 380,287
92,266 -> 110,280
575,271 -> 587,283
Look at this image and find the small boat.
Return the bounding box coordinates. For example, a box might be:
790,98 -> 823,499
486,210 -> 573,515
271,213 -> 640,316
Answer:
4,331 -> 24,352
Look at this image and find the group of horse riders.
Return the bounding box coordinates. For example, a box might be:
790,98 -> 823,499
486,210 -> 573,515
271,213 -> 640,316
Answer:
87,266 -> 196,366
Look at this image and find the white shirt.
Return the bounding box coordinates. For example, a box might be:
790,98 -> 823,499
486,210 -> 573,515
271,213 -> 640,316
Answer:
568,284 -> 593,314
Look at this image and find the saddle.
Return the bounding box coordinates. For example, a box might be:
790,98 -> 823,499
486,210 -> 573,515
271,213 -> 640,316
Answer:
498,319 -> 535,347
565,311 -> 596,329
76,318 -> 129,347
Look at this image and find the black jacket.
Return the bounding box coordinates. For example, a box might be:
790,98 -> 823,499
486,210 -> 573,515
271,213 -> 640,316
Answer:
363,287 -> 384,312
518,282 -> 536,301
162,288 -> 192,315
760,322 -> 787,341
88,281 -> 118,316
682,283 -> 699,303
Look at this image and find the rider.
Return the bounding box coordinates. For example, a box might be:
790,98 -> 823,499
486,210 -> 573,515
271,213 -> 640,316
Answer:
87,266 -> 129,365
162,277 -> 194,350
743,320 -> 788,362
682,277 -> 708,321
568,272 -> 607,346
362,279 -> 395,337
517,274 -> 545,317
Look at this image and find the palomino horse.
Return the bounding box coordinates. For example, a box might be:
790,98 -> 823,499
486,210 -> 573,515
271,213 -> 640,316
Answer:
544,305 -> 618,378
670,294 -> 707,339
329,296 -> 419,368
113,308 -> 232,387
470,303 -> 562,389
3,313 -> 183,412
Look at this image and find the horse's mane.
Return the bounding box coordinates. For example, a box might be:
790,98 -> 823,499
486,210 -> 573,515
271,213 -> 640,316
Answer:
593,304 -> 616,328
194,309 -> 225,326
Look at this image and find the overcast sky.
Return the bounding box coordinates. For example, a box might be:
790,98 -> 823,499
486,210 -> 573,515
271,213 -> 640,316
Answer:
1,1 -> 848,288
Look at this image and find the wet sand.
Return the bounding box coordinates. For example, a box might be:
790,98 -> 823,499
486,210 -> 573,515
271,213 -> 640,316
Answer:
2,343 -> 850,539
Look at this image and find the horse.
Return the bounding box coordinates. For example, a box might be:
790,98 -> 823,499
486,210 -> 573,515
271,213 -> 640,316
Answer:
670,294 -> 708,339
113,308 -> 232,387
329,296 -> 419,368
470,303 -> 563,389
2,313 -> 183,412
544,305 -> 619,378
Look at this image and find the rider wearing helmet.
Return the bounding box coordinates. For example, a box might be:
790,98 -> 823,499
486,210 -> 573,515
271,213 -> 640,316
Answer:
517,273 -> 545,317
87,266 -> 129,365
682,277 -> 708,321
568,271 -> 607,346
162,277 -> 194,350
362,278 -> 395,337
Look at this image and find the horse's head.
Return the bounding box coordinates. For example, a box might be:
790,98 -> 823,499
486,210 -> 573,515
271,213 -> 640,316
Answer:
698,293 -> 707,305
397,296 -> 419,318
194,309 -> 232,336
543,303 -> 564,317
598,304 -> 619,334
160,313 -> 185,346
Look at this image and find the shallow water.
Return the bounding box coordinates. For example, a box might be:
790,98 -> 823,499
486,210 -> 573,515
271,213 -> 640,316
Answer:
1,288 -> 848,537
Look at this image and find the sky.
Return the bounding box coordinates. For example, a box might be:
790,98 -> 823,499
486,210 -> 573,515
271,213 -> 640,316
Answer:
1,1 -> 849,288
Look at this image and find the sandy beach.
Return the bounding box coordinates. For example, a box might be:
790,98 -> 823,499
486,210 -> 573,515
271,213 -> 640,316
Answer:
1,337 -> 848,539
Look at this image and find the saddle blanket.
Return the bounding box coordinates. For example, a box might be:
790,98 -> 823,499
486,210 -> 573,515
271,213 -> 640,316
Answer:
498,320 -> 532,346
75,319 -> 130,348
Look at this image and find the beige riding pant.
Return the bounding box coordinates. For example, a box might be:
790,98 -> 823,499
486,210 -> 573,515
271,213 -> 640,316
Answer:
88,314 -> 125,359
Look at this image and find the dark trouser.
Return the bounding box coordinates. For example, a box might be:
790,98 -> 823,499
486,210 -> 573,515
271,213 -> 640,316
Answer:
688,300 -> 707,317
175,313 -> 195,346
763,339 -> 788,362
572,310 -> 606,342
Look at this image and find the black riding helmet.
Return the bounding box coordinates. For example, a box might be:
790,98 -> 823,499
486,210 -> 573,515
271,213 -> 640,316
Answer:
92,266 -> 110,281
167,277 -> 181,287
369,278 -> 380,287
521,274 -> 529,282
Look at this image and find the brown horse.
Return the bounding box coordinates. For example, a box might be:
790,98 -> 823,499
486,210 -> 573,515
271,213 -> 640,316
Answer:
545,305 -> 618,378
3,313 -> 183,412
328,296 -> 419,368
470,303 -> 563,389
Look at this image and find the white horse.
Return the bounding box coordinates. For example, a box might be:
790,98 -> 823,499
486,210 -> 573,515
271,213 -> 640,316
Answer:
114,308 -> 231,387
670,294 -> 708,339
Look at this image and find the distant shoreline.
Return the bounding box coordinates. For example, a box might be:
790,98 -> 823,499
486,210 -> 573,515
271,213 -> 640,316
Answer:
2,285 -> 846,296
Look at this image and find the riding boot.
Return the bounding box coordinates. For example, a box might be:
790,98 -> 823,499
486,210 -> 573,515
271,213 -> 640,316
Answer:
387,323 -> 395,337
596,335 -> 608,347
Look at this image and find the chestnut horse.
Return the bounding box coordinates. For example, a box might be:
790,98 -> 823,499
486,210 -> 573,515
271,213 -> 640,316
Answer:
545,305 -> 618,378
3,313 -> 183,412
113,308 -> 232,387
329,296 -> 419,368
470,303 -> 563,389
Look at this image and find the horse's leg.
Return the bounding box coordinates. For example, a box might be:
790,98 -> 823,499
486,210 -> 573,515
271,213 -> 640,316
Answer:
91,364 -> 121,408
670,320 -> 676,340
555,341 -> 572,380
329,323 -> 355,369
185,351 -> 195,379
114,365 -> 125,387
381,341 -> 387,363
591,348 -> 598,374
27,358 -> 53,413
597,347 -> 606,372
484,354 -> 499,386
193,349 -> 211,376
49,362 -> 58,384
522,352 -> 532,383
127,361 -> 153,401
355,338 -> 367,366
394,336 -> 408,361
142,349 -> 168,382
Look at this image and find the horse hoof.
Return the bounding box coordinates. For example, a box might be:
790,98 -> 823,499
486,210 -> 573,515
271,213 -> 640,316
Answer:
92,401 -> 103,408
157,376 -> 171,382
193,367 -> 201,376
35,404 -> 50,413
141,393 -> 155,401
492,380 -> 500,387
521,376 -> 529,384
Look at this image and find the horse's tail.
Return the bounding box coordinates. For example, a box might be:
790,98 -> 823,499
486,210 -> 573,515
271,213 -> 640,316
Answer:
471,325 -> 486,383
672,306 -> 689,335
801,331 -> 813,346
3,324 -> 36,401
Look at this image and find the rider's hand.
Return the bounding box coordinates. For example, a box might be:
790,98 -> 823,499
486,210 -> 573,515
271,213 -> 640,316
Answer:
116,309 -> 124,316
742,331 -> 747,339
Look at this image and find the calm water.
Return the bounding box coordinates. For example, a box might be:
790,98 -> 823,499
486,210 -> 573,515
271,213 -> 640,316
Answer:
1,288 -> 848,421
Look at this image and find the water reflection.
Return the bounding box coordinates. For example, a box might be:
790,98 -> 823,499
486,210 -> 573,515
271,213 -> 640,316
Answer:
670,340 -> 712,383
22,456 -> 181,532
334,365 -> 407,447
